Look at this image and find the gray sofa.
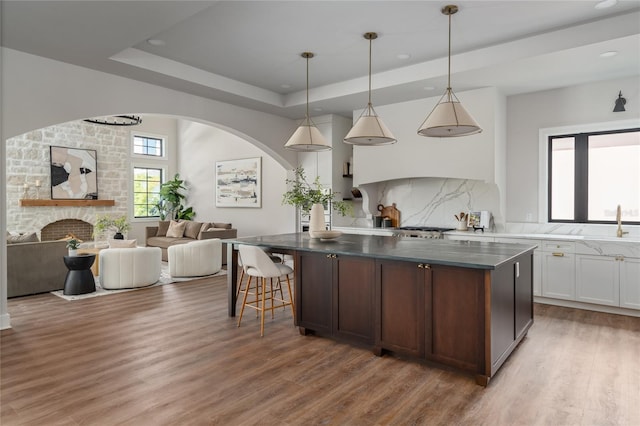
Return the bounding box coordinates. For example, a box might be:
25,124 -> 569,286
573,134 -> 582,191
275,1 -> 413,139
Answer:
145,220 -> 237,264
7,240 -> 68,297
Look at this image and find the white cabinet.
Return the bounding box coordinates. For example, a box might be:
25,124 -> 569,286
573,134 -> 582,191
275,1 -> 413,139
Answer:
619,257 -> 640,310
541,241 -> 575,300
576,255 -> 619,306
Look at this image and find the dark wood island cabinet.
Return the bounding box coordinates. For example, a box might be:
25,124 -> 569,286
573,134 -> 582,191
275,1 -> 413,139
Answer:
224,233 -> 535,386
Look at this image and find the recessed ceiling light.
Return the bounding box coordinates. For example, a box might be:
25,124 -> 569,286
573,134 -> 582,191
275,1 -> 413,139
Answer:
313,107 -> 323,112
397,53 -> 411,60
423,86 -> 435,91
280,84 -> 291,89
595,0 -> 617,9
147,39 -> 166,46
600,51 -> 618,58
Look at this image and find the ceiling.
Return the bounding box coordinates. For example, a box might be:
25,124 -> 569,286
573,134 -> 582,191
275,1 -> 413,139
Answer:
2,1 -> 639,120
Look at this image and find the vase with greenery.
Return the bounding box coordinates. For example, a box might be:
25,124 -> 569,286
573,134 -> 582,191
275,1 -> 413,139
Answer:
66,238 -> 80,256
282,167 -> 349,233
152,173 -> 196,221
94,215 -> 131,240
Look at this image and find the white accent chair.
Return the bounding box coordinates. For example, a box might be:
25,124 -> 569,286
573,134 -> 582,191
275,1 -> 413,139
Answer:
99,247 -> 162,290
237,245 -> 295,336
168,239 -> 222,278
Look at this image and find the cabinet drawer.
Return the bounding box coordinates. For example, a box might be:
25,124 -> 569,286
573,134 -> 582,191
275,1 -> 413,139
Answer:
542,241 -> 575,254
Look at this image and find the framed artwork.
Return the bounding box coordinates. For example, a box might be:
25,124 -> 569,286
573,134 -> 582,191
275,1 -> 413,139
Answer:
467,211 -> 481,228
215,157 -> 262,208
49,146 -> 98,199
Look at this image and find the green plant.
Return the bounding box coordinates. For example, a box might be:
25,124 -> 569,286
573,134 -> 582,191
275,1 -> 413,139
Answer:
94,215 -> 130,236
66,238 -> 80,250
282,167 -> 349,216
152,174 -> 196,220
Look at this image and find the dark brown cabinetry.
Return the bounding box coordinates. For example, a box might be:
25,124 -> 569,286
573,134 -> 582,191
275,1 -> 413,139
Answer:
295,252 -> 375,344
300,252 -> 533,385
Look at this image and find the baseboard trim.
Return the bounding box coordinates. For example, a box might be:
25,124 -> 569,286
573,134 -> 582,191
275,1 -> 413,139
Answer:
0,313 -> 11,330
535,297 -> 640,318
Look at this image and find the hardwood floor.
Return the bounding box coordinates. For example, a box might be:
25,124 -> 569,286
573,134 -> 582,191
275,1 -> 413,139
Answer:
2,276 -> 639,425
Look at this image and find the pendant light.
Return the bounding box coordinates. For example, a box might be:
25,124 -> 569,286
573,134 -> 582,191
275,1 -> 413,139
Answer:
344,32 -> 396,146
417,5 -> 482,138
284,52 -> 331,151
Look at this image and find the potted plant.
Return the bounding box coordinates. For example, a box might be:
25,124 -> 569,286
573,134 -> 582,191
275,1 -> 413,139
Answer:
152,174 -> 196,220
94,215 -> 131,240
282,167 -> 349,235
66,238 -> 80,256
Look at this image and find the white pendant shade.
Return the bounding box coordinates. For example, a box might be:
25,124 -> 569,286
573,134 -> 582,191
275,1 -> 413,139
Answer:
284,118 -> 331,151
344,104 -> 396,145
417,89 -> 482,137
284,52 -> 332,152
417,5 -> 481,138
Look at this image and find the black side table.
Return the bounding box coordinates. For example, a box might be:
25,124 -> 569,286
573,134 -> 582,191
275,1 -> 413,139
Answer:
63,254 -> 96,295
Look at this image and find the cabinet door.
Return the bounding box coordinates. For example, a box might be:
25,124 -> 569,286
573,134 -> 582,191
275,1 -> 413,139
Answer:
576,255 -> 619,306
295,251 -> 333,334
620,257 -> 640,310
427,265 -> 485,373
375,259 -> 425,357
514,254 -> 533,339
541,252 -> 576,300
333,255 -> 375,344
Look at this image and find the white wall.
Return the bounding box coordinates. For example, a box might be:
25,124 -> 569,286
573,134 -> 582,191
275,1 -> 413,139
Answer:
176,120 -> 295,237
506,76 -> 640,223
1,47 -> 300,329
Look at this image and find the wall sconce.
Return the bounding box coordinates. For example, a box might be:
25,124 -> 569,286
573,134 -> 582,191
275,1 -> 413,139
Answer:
613,91 -> 626,112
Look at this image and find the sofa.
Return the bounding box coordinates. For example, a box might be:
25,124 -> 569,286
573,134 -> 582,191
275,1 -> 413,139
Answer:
168,239 -> 222,278
7,240 -> 68,297
145,220 -> 237,264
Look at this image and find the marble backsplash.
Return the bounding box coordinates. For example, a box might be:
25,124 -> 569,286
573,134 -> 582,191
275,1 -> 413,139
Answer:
333,177 -> 504,231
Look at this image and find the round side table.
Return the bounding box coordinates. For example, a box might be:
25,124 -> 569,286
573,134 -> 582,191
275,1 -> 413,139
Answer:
63,254 -> 96,295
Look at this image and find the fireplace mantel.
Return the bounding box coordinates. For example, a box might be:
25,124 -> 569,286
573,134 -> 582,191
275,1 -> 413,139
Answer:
20,199 -> 115,207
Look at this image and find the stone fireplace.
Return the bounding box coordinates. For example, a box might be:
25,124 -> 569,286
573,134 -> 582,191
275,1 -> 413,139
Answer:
40,219 -> 94,242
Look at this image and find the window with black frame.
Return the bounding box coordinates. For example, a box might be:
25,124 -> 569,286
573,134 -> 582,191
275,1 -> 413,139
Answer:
548,127 -> 639,224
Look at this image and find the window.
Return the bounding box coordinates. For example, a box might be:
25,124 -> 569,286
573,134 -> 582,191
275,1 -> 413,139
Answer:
133,167 -> 163,218
548,128 -> 640,224
133,135 -> 164,157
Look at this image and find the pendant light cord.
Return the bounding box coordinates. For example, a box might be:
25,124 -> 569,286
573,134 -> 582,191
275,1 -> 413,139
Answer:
447,12 -> 452,90
368,36 -> 372,106
306,55 -> 310,120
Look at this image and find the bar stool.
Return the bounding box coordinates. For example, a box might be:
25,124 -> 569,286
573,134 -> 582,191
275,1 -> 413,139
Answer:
237,245 -> 295,336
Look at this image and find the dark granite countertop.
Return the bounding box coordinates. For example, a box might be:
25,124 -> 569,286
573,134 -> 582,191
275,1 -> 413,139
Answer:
223,233 -> 536,270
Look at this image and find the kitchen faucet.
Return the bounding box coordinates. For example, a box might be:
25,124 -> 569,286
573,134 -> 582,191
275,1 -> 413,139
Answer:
616,205 -> 628,238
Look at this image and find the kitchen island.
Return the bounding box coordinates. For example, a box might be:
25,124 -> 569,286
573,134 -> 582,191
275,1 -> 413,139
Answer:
224,233 -> 536,385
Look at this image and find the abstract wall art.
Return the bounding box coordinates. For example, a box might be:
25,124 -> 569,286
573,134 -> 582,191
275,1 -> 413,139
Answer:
50,146 -> 98,199
215,157 -> 261,208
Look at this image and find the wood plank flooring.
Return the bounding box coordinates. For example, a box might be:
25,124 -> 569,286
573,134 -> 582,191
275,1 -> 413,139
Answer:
2,276 -> 639,425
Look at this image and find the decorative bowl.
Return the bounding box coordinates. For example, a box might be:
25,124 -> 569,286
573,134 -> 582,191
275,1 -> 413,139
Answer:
309,230 -> 343,240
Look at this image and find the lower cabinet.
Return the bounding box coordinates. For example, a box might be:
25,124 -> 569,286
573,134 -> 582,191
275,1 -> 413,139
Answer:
295,251 -> 375,344
620,257 -> 640,310
576,255 -> 619,306
541,241 -> 576,300
297,251 -> 534,384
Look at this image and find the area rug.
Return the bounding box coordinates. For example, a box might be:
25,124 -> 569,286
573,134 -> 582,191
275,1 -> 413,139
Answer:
51,263 -> 227,301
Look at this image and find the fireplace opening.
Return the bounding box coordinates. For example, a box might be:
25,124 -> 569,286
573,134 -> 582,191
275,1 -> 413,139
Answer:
41,219 -> 93,242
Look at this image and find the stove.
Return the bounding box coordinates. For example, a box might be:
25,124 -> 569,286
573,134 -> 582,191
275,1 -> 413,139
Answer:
393,226 -> 454,239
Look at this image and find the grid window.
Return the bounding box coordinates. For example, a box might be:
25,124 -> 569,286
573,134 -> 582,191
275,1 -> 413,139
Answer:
133,167 -> 163,218
134,135 -> 164,157
548,128 -> 639,224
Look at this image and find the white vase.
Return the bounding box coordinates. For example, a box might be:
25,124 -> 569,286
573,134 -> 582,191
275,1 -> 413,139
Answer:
456,221 -> 468,231
68,249 -> 78,257
309,203 -> 326,237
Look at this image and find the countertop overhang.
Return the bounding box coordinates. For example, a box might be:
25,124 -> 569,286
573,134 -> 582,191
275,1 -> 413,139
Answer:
223,233 -> 536,270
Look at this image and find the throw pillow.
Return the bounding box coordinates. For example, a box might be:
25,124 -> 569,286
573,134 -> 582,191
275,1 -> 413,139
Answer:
166,220 -> 186,238
213,222 -> 233,229
156,221 -> 170,237
184,221 -> 203,239
7,232 -> 39,244
108,239 -> 137,248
